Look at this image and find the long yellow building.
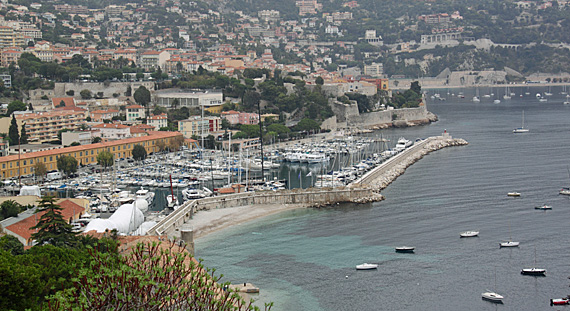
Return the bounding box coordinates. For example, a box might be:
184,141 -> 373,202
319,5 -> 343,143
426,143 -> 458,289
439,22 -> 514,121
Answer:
0,131 -> 183,179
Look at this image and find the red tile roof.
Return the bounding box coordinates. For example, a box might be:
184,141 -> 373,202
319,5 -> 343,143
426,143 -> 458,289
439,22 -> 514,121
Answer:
5,199 -> 84,242
92,123 -> 129,129
126,104 -> 144,109
51,97 -> 75,108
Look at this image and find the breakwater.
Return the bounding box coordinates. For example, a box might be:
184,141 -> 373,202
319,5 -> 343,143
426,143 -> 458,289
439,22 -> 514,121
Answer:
146,187 -> 384,237
351,133 -> 468,190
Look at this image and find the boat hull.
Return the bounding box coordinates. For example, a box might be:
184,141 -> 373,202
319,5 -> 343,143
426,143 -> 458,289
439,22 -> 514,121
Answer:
500,241 -> 520,248
482,292 -> 504,303
551,299 -> 570,306
395,247 -> 415,253
521,268 -> 546,276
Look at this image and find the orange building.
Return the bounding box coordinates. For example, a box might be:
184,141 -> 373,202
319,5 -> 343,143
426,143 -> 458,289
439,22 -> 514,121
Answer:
0,131 -> 183,179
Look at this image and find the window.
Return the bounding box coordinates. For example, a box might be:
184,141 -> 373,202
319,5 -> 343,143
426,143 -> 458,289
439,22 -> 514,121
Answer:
50,156 -> 53,161
80,152 -> 82,156
23,160 -> 26,165
91,150 -> 94,155
30,159 -> 33,164
2,164 -> 5,169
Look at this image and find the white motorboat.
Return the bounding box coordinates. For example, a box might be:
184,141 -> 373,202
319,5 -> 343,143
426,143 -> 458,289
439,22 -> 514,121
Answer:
472,96 -> 480,103
395,246 -> 415,253
521,247 -> 546,276
166,194 -> 178,209
507,192 -> 521,197
493,99 -> 501,104
394,137 -> 413,151
534,205 -> 552,210
482,291 -> 504,303
560,188 -> 570,195
521,267 -> 546,276
499,241 -> 520,248
135,187 -> 155,205
460,231 -> 479,238
356,263 -> 378,270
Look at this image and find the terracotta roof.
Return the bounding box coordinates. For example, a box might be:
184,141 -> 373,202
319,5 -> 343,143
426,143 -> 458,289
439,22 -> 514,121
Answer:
132,124 -> 154,129
90,109 -> 119,114
5,199 -> 84,242
92,123 -> 129,129
126,105 -> 144,109
0,131 -> 182,163
51,97 -> 75,108
129,127 -> 148,134
16,110 -> 85,120
142,50 -> 160,55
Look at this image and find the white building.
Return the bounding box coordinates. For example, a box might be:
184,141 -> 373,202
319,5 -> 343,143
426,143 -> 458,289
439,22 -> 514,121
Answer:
126,104 -> 145,122
92,123 -> 131,140
154,90 -> 223,108
147,113 -> 168,130
61,131 -> 92,146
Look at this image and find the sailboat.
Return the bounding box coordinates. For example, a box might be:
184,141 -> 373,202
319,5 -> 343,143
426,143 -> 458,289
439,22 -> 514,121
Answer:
503,86 -> 511,100
513,111 -> 529,133
499,221 -> 519,247
521,247 -> 546,276
482,269 -> 504,303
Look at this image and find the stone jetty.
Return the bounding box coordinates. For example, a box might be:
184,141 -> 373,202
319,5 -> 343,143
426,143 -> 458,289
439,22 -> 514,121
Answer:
351,132 -> 468,191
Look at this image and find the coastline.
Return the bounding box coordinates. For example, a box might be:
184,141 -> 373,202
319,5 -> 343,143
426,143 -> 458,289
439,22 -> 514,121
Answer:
393,81 -> 570,91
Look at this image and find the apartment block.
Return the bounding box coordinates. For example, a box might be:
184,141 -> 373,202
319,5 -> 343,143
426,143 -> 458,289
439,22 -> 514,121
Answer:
16,110 -> 87,143
178,116 -> 221,139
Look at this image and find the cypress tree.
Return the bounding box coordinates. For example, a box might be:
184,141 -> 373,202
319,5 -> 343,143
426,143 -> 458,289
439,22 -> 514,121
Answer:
31,196 -> 76,246
20,124 -> 28,144
8,115 -> 19,145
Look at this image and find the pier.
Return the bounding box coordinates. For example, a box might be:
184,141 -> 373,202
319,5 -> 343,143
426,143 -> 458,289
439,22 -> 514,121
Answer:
350,132 -> 468,190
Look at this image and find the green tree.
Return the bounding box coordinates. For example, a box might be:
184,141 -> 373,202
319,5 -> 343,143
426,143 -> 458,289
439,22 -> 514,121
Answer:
20,123 -> 28,144
0,235 -> 24,255
30,196 -> 76,247
80,89 -> 92,100
92,136 -> 102,143
6,100 -> 27,116
294,118 -> 320,132
132,144 -> 147,161
46,241 -> 270,311
8,114 -> 19,145
34,161 -> 47,182
96,150 -> 114,171
315,76 -> 324,85
56,155 -> 78,177
0,250 -> 42,310
0,200 -> 21,220
134,85 -> 151,107
410,81 -> 422,96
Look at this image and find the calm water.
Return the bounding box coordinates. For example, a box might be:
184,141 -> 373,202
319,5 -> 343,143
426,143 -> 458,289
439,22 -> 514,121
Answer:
196,86 -> 570,311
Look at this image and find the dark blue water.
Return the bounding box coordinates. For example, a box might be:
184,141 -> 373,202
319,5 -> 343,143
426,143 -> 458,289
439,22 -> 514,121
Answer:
196,86 -> 570,311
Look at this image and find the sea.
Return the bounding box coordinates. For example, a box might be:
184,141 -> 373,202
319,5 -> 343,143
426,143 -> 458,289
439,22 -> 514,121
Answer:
196,85 -> 570,311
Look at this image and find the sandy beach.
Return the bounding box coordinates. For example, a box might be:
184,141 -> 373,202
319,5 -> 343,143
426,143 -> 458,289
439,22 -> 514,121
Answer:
186,203 -> 307,240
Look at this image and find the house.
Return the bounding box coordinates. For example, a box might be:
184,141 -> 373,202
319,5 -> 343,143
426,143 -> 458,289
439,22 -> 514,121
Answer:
126,104 -> 145,122
1,199 -> 86,246
147,113 -> 168,130
178,116 -> 221,139
92,123 -> 131,140
89,109 -> 120,122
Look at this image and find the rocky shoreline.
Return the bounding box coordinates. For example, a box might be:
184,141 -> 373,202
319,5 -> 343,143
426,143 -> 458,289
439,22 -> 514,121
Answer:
360,137 -> 468,191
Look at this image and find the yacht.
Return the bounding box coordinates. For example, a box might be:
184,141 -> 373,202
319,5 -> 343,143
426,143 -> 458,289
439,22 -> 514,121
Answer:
395,246 -> 415,253
513,111 -> 529,133
356,263 -> 378,270
394,137 -> 413,151
493,99 -> 501,104
499,241 -> 520,248
135,187 -> 155,205
482,291 -> 504,303
460,231 -> 479,237
472,96 -> 480,103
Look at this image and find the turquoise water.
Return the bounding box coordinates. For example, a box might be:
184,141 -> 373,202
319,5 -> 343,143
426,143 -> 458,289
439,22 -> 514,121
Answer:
196,86 -> 570,311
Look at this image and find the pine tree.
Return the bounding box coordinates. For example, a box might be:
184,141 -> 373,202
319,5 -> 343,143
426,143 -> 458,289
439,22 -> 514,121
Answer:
31,196 -> 76,246
8,115 -> 19,145
20,124 -> 28,144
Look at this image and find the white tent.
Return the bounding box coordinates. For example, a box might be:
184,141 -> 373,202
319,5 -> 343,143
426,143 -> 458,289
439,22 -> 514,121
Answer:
19,185 -> 41,197
84,203 -> 144,234
132,221 -> 157,236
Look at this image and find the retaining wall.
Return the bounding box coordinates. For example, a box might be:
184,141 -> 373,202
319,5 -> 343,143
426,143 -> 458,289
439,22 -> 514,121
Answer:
146,187 -> 382,237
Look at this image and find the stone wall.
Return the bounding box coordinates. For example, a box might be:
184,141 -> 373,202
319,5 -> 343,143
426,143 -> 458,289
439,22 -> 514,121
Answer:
147,187 -> 383,237
330,100 -> 359,122
347,105 -> 429,129
54,81 -> 155,98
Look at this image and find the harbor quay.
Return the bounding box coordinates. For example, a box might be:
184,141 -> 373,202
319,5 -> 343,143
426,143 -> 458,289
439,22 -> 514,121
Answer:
147,131 -> 467,246
351,132 -> 468,190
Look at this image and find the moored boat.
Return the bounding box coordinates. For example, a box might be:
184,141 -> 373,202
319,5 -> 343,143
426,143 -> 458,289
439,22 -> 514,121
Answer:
507,192 -> 521,197
482,291 -> 504,303
521,267 -> 546,276
356,263 -> 378,270
499,241 -> 520,248
550,298 -> 570,306
560,188 -> 570,195
460,231 -> 479,238
535,205 -> 552,210
395,246 -> 415,253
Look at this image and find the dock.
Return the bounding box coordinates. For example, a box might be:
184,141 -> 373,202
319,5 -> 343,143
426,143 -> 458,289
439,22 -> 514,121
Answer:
350,132 -> 468,190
